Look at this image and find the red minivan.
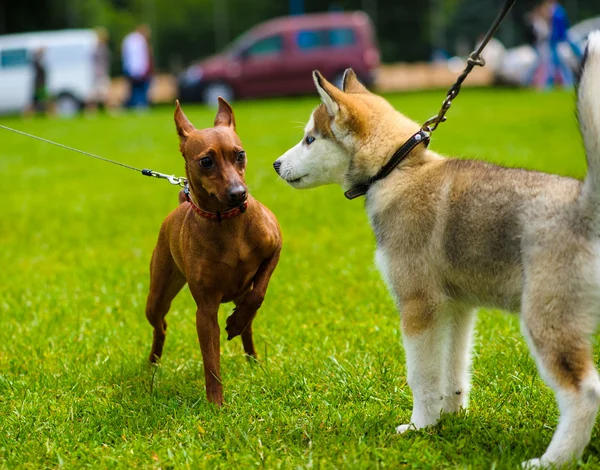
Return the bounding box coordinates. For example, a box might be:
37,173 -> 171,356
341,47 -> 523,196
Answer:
178,12 -> 379,104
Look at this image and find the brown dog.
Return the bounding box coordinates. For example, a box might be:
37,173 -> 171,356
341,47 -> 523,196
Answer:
145,98 -> 282,405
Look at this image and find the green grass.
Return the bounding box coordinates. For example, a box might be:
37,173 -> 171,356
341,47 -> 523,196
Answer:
0,88 -> 598,469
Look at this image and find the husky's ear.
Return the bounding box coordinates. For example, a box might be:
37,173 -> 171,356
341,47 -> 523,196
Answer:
313,70 -> 344,116
342,68 -> 369,94
214,96 -> 236,130
174,100 -> 195,148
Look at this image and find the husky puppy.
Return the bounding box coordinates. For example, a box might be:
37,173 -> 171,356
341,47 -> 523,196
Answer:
274,33 -> 600,468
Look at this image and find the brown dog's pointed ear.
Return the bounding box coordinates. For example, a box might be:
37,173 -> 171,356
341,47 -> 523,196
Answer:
342,68 -> 369,94
214,96 -> 236,130
313,70 -> 344,116
174,100 -> 195,147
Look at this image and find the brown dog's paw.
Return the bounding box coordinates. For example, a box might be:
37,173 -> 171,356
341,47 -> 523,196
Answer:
225,311 -> 246,340
206,387 -> 224,406
148,352 -> 161,364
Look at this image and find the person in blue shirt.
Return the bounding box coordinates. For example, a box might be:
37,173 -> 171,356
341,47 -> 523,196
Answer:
544,0 -> 580,87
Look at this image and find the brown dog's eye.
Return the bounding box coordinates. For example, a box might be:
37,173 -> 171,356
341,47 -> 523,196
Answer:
200,157 -> 213,169
236,151 -> 246,163
305,135 -> 315,145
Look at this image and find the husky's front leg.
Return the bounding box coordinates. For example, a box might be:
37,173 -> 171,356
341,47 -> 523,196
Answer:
396,297 -> 447,433
443,305 -> 477,414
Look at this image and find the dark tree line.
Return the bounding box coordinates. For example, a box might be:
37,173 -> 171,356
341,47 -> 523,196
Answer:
2,0 -> 600,73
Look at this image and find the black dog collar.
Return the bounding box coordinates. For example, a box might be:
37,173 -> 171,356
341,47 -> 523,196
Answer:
344,129 -> 430,200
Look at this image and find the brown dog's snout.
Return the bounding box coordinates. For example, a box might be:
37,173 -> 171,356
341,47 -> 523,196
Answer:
273,160 -> 282,175
227,185 -> 247,205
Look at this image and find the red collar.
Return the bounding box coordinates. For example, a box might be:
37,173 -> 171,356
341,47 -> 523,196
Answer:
185,190 -> 248,222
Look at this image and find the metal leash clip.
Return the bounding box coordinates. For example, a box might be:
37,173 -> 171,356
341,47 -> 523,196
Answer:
421,114 -> 447,134
141,169 -> 187,187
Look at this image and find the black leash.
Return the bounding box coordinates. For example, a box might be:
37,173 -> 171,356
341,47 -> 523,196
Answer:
344,0 -> 517,200
0,124 -> 187,187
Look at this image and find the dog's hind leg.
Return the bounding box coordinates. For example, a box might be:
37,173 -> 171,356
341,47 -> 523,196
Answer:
396,296 -> 449,433
520,302 -> 600,468
146,236 -> 186,363
443,305 -> 477,414
240,323 -> 256,359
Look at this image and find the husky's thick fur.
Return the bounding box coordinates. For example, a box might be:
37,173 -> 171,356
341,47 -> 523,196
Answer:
274,32 -> 600,467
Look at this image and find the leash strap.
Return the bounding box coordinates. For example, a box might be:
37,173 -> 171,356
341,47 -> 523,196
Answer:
344,0 -> 517,200
0,124 -> 186,187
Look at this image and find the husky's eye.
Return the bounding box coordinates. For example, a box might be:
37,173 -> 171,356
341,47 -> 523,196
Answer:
305,135 -> 315,145
236,151 -> 246,163
200,157 -> 213,168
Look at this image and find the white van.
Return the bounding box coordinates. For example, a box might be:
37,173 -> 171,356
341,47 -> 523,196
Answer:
0,29 -> 98,115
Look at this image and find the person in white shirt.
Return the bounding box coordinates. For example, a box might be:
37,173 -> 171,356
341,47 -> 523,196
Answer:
121,24 -> 153,109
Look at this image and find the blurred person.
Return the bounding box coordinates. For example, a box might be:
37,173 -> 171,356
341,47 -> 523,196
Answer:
87,27 -> 111,113
525,3 -> 551,88
543,0 -> 580,88
25,48 -> 51,116
140,25 -> 155,105
121,24 -> 153,109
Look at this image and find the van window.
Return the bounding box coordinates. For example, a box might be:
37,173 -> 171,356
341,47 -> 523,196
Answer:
1,48 -> 29,68
329,28 -> 356,48
297,30 -> 327,50
296,28 -> 357,51
246,35 -> 283,58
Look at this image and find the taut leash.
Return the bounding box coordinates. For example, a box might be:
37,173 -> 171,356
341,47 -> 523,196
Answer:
344,0 -> 518,200
0,124 -> 186,187
0,123 -> 249,222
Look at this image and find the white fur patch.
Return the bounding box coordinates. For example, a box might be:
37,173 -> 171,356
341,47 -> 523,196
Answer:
275,111 -> 351,189
374,249 -> 394,295
579,31 -> 600,198
533,372 -> 600,467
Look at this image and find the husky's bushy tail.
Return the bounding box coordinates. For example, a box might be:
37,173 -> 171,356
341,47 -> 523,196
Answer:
578,31 -> 600,225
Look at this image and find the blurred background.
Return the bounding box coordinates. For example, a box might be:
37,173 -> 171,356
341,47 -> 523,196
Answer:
1,0 -> 600,115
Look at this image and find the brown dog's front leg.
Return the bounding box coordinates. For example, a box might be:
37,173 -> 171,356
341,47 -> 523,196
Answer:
227,291 -> 262,341
226,248 -> 281,341
196,306 -> 223,405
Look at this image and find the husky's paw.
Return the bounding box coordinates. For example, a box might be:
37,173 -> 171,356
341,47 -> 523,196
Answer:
521,458 -> 545,469
442,393 -> 468,414
395,424 -> 415,434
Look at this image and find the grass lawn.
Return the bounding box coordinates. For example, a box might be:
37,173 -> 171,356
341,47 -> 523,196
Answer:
1,88 -> 599,469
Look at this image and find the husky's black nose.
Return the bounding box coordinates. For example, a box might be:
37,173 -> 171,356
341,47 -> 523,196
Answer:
273,160 -> 282,175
